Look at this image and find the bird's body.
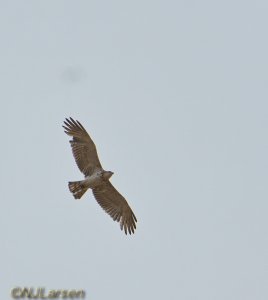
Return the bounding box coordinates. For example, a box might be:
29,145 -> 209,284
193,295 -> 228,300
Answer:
83,170 -> 105,188
63,117 -> 137,235
83,170 -> 113,188
68,170 -> 113,199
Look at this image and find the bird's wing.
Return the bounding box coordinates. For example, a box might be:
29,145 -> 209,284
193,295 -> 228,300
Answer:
63,117 -> 102,176
93,181 -> 137,235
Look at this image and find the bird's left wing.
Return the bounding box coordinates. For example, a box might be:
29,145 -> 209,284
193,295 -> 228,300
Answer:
63,117 -> 102,176
93,181 -> 137,235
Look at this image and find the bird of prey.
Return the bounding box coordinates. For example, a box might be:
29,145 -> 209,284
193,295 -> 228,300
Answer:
63,117 -> 137,235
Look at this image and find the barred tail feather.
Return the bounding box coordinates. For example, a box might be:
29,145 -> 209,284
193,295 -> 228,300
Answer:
68,181 -> 88,199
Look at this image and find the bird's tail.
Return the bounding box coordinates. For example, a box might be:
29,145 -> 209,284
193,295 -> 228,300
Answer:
68,181 -> 88,199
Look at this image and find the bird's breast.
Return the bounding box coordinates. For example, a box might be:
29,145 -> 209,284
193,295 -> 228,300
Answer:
83,172 -> 103,189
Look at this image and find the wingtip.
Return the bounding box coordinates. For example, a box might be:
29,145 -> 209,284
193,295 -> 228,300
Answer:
64,117 -> 75,124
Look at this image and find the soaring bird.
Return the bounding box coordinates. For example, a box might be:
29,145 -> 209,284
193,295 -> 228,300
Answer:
63,117 -> 137,235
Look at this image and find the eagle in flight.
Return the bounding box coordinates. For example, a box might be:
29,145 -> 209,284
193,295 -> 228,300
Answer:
63,117 -> 137,235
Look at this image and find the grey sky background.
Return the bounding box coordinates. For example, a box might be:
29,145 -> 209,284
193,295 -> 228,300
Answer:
1,1 -> 268,299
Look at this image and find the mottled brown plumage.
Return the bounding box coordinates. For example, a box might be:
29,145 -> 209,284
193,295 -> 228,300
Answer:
63,117 -> 137,235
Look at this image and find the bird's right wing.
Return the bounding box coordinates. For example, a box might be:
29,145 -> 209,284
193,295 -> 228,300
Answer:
93,181 -> 137,235
63,117 -> 102,176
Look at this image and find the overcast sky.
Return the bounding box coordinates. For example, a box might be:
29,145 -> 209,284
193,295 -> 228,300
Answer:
1,1 -> 268,299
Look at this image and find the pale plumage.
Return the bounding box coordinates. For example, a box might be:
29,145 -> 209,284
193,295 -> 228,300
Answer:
63,117 -> 137,235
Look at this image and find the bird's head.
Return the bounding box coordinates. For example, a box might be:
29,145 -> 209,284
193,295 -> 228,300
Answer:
103,170 -> 114,180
